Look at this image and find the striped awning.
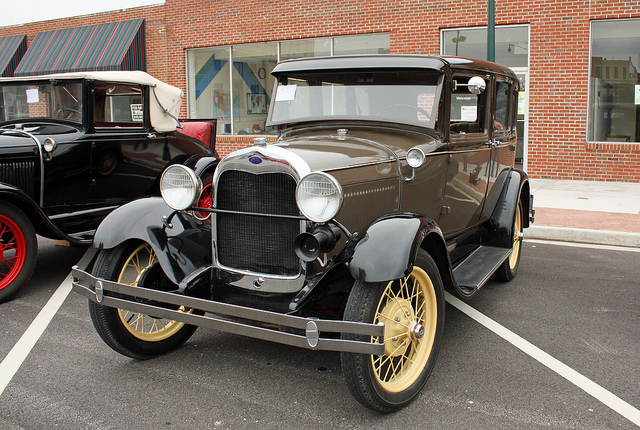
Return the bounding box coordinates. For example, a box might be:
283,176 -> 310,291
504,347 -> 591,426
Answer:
0,35 -> 27,77
14,18 -> 145,77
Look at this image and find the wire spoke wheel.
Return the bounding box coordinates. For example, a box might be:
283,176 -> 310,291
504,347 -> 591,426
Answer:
88,241 -> 200,359
341,249 -> 444,412
497,200 -> 523,282
116,243 -> 192,342
371,266 -> 438,393
0,203 -> 37,303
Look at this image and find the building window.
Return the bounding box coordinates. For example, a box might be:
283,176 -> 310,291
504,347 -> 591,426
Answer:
186,34 -> 390,135
441,26 -> 529,69
589,19 -> 640,143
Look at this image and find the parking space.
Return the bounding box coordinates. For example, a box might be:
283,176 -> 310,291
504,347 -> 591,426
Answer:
1,240 -> 639,429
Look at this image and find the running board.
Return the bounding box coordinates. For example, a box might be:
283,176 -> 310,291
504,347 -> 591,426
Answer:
452,245 -> 512,291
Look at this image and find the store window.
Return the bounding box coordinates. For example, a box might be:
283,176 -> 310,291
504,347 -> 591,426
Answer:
588,19 -> 640,143
186,34 -> 389,135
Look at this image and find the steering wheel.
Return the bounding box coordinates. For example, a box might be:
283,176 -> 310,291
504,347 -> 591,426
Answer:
56,108 -> 81,119
377,104 -> 431,120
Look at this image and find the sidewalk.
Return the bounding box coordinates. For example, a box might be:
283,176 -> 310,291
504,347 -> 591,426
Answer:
527,179 -> 640,248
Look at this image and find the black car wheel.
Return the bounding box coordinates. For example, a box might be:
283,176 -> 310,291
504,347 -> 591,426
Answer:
0,202 -> 37,303
496,201 -> 523,282
88,241 -> 200,359
341,249 -> 445,412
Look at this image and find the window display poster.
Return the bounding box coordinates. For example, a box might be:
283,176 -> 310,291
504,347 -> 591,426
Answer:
635,85 -> 640,105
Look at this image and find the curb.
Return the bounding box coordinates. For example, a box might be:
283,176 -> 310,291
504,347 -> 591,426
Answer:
526,225 -> 640,248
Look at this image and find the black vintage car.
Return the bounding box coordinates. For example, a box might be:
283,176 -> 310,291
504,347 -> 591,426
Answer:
0,71 -> 217,302
72,56 -> 534,412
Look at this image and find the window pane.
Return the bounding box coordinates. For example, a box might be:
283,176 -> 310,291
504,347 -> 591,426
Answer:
442,26 -> 528,68
280,38 -> 331,61
588,19 -> 640,143
186,46 -> 232,133
333,34 -> 390,55
231,42 -> 278,135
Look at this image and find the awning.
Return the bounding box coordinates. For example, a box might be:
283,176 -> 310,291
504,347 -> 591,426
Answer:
14,18 -> 145,77
0,35 -> 27,77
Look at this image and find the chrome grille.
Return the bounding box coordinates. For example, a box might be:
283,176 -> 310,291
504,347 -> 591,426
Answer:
216,170 -> 300,276
0,161 -> 36,198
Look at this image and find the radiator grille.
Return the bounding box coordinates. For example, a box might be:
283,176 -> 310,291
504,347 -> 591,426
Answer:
0,161 -> 36,198
216,170 -> 300,276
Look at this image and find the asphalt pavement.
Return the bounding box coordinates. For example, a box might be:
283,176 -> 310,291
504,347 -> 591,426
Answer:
527,179 -> 640,248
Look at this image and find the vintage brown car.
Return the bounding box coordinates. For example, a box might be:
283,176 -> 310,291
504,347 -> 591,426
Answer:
72,55 -> 533,412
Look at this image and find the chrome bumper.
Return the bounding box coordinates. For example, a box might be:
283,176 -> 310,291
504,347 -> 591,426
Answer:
71,267 -> 385,355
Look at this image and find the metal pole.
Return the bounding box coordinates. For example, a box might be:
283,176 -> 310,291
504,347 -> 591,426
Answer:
487,0 -> 495,62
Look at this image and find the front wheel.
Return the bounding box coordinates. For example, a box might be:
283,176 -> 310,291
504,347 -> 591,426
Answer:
341,249 -> 445,412
0,202 -> 37,303
88,241 -> 200,359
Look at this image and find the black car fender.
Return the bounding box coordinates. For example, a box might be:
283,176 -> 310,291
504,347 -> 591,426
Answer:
0,183 -> 90,243
346,213 -> 446,283
483,169 -> 530,248
93,197 -> 212,285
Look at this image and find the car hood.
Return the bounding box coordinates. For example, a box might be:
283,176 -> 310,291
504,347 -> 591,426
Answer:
274,124 -> 442,172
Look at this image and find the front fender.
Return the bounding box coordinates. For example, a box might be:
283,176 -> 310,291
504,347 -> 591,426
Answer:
94,197 -> 211,285
347,213 -> 442,283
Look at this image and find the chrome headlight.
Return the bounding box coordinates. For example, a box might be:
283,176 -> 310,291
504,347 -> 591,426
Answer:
160,165 -> 202,211
296,172 -> 343,223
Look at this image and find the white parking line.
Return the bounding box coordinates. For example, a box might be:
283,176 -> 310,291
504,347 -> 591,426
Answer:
0,276 -> 72,396
445,292 -> 640,427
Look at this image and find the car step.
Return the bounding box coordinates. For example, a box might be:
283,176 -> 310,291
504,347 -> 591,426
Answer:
452,245 -> 512,290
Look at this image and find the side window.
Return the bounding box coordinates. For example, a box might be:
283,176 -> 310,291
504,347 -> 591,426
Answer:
93,82 -> 144,128
494,80 -> 514,135
449,75 -> 488,136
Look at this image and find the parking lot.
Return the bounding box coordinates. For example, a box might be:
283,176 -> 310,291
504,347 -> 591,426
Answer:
1,238 -> 639,429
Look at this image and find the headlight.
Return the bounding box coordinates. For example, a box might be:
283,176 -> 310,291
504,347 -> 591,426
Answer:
160,165 -> 202,211
296,172 -> 343,223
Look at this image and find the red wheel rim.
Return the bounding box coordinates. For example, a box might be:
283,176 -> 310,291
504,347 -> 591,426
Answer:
195,183 -> 213,220
0,215 -> 26,290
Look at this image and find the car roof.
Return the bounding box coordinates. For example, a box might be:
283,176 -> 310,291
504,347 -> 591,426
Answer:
271,54 -> 516,79
0,71 -> 183,133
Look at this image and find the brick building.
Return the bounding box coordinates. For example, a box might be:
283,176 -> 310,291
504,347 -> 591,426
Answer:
1,0 -> 639,182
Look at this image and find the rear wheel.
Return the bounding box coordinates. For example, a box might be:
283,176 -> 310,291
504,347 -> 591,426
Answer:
88,241 -> 199,359
496,201 -> 523,282
0,202 -> 37,303
341,249 -> 445,412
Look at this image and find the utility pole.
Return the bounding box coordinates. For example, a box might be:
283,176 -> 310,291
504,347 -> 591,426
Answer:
487,0 -> 495,62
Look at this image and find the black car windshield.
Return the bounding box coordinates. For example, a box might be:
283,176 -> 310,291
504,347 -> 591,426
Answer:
269,70 -> 441,128
0,81 -> 83,124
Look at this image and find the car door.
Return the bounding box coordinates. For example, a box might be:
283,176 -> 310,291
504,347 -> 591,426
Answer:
88,81 -> 163,204
439,73 -> 492,238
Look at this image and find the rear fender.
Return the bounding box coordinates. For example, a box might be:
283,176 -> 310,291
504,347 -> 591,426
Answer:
93,197 -> 211,285
483,170 -> 530,248
347,213 -> 444,283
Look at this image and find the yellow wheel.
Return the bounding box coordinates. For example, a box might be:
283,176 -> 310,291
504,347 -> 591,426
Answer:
497,201 -> 523,281
89,242 -> 200,359
341,249 -> 444,412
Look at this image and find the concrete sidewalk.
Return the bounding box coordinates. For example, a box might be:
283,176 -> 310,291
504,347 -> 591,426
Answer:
526,179 -> 640,248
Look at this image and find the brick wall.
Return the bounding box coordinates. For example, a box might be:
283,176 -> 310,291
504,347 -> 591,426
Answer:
2,0 -> 640,181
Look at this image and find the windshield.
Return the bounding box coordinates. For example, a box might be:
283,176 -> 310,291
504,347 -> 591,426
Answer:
0,81 -> 83,124
269,70 -> 441,128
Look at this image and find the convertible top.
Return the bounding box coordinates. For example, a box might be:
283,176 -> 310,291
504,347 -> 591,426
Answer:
0,71 -> 183,132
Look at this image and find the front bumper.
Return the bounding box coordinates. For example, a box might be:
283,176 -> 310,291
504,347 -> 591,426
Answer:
71,267 -> 385,355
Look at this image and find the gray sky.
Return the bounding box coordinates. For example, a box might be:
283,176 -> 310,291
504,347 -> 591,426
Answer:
1,0 -> 163,28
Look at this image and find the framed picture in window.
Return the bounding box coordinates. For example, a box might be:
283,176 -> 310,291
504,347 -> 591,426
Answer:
247,93 -> 267,114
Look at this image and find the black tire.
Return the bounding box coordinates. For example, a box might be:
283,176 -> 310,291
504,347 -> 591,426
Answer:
496,200 -> 523,282
0,202 -> 37,303
88,241 -> 199,359
341,249 -> 445,412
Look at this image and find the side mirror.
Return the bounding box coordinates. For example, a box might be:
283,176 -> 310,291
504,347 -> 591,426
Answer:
467,76 -> 486,95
